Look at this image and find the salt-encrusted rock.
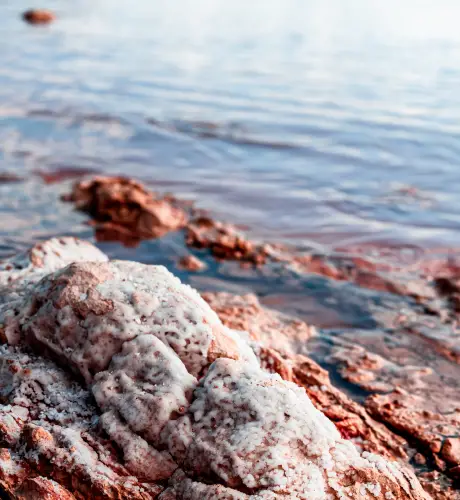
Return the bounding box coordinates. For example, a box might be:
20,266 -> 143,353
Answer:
159,469 -> 249,499
2,261 -> 243,382
94,334 -> 196,447
100,411 -> 177,481
0,345 -> 164,499
0,237 -> 108,302
164,358 -> 429,499
0,241 -> 433,499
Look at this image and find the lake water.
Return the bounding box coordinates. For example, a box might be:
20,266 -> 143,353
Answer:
1,0 -> 460,258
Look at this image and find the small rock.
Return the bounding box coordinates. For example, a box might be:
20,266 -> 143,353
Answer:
441,438 -> 460,466
22,9 -> 55,24
177,255 -> 207,272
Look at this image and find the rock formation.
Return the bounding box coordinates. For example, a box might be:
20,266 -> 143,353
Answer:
0,239 -> 432,498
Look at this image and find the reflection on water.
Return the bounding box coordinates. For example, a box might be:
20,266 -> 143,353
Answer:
0,0 -> 460,254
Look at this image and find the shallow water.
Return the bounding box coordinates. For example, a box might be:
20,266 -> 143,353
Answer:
1,0 -> 460,253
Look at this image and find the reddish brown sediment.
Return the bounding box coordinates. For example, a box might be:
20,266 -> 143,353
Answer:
0,239 -> 431,499
22,9 -> 55,24
177,255 -> 207,272
35,167 -> 100,184
63,176 -> 188,244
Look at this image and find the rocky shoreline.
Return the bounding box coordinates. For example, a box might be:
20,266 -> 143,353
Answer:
0,175 -> 458,499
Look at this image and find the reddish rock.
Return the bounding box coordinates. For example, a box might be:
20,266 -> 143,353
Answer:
441,439 -> 460,467
202,291 -> 315,353
22,9 -> 55,24
330,343 -> 460,482
63,176 -> 188,244
367,391 -> 460,474
185,217 -> 268,265
417,471 -> 460,500
177,255 -> 207,272
15,476 -> 76,499
329,345 -> 433,393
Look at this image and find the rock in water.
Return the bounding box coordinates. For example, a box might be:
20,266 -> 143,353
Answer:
22,9 -> 55,24
64,176 -> 188,244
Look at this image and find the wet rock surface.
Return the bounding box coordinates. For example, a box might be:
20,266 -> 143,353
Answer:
177,255 -> 207,272
185,217 -> 269,265
64,177 -> 188,246
0,239 -> 433,499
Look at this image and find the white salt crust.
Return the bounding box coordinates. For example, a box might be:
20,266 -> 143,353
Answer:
93,334 -> 197,446
3,260 -> 244,382
0,240 -> 430,499
0,237 -> 108,298
163,358 -> 428,499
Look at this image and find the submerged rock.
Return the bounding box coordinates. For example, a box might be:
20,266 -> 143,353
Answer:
0,239 -> 433,499
177,254 -> 207,272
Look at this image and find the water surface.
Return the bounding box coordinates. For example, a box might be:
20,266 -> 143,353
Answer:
1,0 -> 460,276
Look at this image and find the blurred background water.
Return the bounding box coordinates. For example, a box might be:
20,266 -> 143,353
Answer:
0,0 -> 460,257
